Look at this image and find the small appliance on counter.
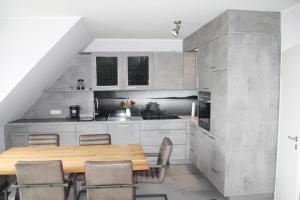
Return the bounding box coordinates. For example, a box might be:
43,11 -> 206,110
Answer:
76,79 -> 85,90
69,105 -> 81,120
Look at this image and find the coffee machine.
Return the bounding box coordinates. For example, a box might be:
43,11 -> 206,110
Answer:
69,105 -> 81,120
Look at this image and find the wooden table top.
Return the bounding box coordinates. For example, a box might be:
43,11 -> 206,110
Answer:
0,144 -> 149,175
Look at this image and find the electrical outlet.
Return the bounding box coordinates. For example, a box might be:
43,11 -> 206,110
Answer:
50,110 -> 62,115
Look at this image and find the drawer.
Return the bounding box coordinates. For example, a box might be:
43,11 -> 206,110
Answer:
209,138 -> 226,176
108,123 -> 139,144
189,147 -> 197,165
140,120 -> 186,131
207,166 -> 225,195
76,123 -> 108,134
140,130 -> 186,145
28,123 -> 75,133
143,145 -> 186,160
7,124 -> 27,133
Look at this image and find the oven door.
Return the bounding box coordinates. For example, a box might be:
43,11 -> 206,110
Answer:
198,94 -> 211,131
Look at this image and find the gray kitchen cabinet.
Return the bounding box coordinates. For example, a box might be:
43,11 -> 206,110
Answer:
122,53 -> 154,90
210,35 -> 228,70
75,123 -> 108,145
28,123 -> 76,146
108,122 -> 139,144
140,120 -> 188,162
91,53 -> 123,91
5,124 -> 28,148
210,70 -> 227,141
153,52 -> 184,89
183,52 -> 197,89
197,44 -> 211,91
185,10 -> 280,199
12,132 -> 28,147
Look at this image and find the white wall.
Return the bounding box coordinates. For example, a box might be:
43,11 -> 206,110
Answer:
84,39 -> 183,52
0,17 -> 92,150
281,4 -> 300,51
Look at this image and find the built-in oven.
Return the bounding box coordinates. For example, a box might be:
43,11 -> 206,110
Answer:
198,91 -> 211,131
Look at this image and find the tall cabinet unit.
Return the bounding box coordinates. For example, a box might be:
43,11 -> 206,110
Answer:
184,10 -> 280,200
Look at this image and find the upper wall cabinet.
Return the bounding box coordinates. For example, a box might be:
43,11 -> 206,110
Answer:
183,52 -> 197,89
154,52 -> 184,89
197,44 -> 211,91
92,53 -> 122,90
123,53 -> 154,90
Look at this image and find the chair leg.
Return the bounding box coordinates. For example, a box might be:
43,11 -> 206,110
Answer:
72,173 -> 78,200
3,188 -> 8,200
136,194 -> 168,200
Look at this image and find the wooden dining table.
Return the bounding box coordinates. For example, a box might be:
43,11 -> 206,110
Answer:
0,144 -> 149,199
0,144 -> 149,175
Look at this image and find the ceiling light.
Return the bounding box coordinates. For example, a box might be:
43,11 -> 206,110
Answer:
171,21 -> 182,37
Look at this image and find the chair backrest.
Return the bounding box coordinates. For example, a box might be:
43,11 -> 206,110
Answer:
79,134 -> 111,146
15,160 -> 66,200
28,134 -> 59,147
85,160 -> 134,200
157,137 -> 173,181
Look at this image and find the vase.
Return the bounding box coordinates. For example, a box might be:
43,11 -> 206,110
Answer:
125,108 -> 131,118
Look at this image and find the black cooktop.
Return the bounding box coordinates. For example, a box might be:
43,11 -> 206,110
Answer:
142,115 -> 181,120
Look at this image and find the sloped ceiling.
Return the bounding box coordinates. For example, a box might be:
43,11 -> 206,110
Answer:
0,0 -> 299,39
0,17 -> 93,127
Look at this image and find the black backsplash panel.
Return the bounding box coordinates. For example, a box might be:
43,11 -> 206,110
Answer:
94,90 -> 198,118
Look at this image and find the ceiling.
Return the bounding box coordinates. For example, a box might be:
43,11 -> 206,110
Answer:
0,0 -> 299,39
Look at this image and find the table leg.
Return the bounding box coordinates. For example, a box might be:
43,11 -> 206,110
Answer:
72,173 -> 77,200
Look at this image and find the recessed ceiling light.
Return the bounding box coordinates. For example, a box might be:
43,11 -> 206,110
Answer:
171,21 -> 182,37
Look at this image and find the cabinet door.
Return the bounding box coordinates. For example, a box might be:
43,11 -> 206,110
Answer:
123,53 -> 153,90
92,53 -> 122,90
108,123 -> 139,144
197,44 -> 211,91
12,132 -> 28,147
154,52 -> 184,89
210,70 -> 228,140
183,52 -> 197,89
210,35 -> 228,70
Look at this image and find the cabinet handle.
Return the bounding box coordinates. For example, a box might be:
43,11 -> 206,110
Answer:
203,88 -> 209,90
190,148 -> 195,152
118,124 -> 130,127
210,66 -> 217,69
211,168 -> 219,174
209,135 -> 216,140
191,132 -> 195,136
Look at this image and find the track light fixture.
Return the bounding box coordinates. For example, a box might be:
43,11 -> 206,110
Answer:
171,21 -> 182,37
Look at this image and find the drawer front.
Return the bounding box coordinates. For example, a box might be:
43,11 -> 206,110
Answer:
7,124 -> 28,133
28,123 -> 75,133
209,137 -> 226,176
140,120 -> 186,131
108,123 -> 139,144
58,132 -> 76,146
140,130 -> 186,145
143,145 -> 186,160
189,147 -> 197,165
76,123 -> 108,134
207,167 -> 225,194
12,132 -> 28,147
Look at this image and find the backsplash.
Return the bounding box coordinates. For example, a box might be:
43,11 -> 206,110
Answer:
94,90 -> 198,118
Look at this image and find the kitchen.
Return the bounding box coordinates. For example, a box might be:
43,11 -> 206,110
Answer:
0,1 -> 299,200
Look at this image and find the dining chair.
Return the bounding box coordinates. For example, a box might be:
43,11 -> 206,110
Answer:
14,160 -> 71,200
28,134 -> 59,147
0,177 -> 9,200
77,160 -> 137,200
76,134 -> 112,183
134,137 -> 173,200
79,134 -> 111,146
